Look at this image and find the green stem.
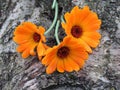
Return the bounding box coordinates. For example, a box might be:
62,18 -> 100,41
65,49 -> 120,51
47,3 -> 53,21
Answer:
61,15 -> 65,23
44,2 -> 58,35
55,20 -> 60,44
52,0 -> 56,9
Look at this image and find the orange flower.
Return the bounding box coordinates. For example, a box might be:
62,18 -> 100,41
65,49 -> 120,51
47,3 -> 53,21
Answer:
42,36 -> 88,74
13,22 -> 48,59
62,6 -> 101,53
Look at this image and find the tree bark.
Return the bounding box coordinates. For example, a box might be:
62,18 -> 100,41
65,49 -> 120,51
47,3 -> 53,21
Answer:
0,0 -> 120,90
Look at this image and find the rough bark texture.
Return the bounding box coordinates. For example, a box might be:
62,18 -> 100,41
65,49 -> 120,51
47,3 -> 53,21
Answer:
0,0 -> 120,90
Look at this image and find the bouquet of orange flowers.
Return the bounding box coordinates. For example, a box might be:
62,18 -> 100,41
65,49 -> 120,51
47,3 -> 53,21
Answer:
13,0 -> 101,74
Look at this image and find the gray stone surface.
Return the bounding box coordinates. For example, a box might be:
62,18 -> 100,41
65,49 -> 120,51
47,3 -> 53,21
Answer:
0,0 -> 120,90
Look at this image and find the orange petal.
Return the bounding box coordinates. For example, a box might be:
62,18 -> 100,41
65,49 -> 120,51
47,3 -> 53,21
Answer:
38,27 -> 46,42
61,23 -> 66,29
68,57 -> 80,71
83,32 -> 101,40
13,34 -> 32,44
69,45 -> 85,51
42,46 -> 59,66
70,54 -> 85,68
61,22 -> 72,35
42,53 -> 56,66
41,34 -> 46,42
71,6 -> 80,14
70,6 -> 82,26
38,26 -> 45,34
22,22 -> 38,32
44,45 -> 59,55
83,21 -> 101,32
46,56 -> 58,74
82,12 -> 100,25
81,12 -> 101,31
14,26 -> 33,35
81,36 -> 100,48
30,43 -> 37,56
37,42 -> 46,57
71,49 -> 88,60
64,12 -> 71,23
63,13 -> 73,33
44,44 -> 50,49
78,39 -> 92,53
77,6 -> 91,23
82,22 -> 101,32
63,36 -> 72,45
16,42 -> 31,52
38,56 -> 43,60
64,58 -> 73,72
57,59 -> 64,73
21,48 -> 30,58
63,36 -> 84,48
13,36 -> 29,44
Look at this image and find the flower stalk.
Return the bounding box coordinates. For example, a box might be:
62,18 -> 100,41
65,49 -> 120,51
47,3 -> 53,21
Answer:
55,20 -> 60,44
44,0 -> 61,45
44,1 -> 58,35
52,0 -> 57,9
61,15 -> 65,23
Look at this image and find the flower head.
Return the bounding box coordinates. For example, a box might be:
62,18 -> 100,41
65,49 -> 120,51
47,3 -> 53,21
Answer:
42,36 -> 88,74
62,6 -> 101,53
13,22 -> 48,58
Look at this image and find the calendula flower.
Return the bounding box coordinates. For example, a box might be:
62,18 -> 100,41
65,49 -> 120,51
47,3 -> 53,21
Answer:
13,22 -> 48,58
62,6 -> 101,53
42,36 -> 88,74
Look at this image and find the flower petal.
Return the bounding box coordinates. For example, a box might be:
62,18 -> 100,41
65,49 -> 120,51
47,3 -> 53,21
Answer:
83,32 -> 101,40
14,25 -> 33,35
64,12 -> 72,23
22,22 -> 38,32
21,48 -> 30,58
81,36 -> 100,48
42,52 -> 56,66
71,49 -> 88,60
64,58 -> 73,72
37,42 -> 46,57
70,54 -> 85,68
16,42 -> 31,52
78,39 -> 92,53
13,35 -> 32,44
30,43 -> 38,56
13,37 -> 29,44
57,59 -> 64,73
68,57 -> 80,71
38,26 -> 45,34
46,56 -> 58,74
71,6 -> 81,25
77,6 -> 91,23
81,12 -> 101,31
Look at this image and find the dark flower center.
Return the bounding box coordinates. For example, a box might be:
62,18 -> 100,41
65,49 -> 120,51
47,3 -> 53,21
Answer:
57,46 -> 70,59
71,25 -> 82,38
33,33 -> 41,42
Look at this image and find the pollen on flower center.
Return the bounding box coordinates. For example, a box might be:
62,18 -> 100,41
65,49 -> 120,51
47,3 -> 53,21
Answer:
33,33 -> 41,42
71,25 -> 82,38
57,46 -> 70,58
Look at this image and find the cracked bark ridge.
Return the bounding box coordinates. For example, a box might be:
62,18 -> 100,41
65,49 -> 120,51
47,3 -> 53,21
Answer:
0,0 -> 120,90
